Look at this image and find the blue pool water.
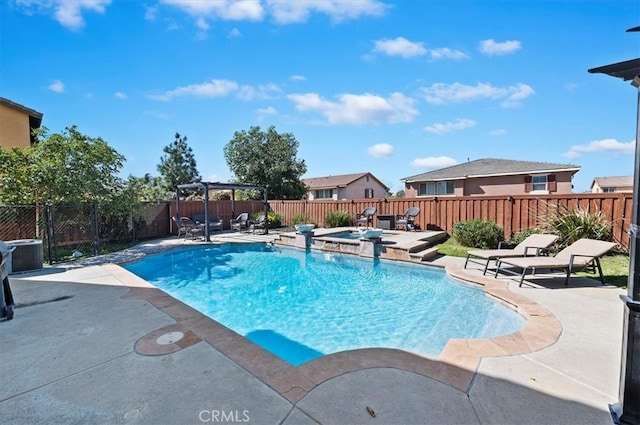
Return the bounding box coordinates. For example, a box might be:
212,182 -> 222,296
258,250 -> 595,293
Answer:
323,231 -> 361,240
124,244 -> 525,366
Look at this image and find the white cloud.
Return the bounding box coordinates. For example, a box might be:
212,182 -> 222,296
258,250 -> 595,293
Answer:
17,0 -> 111,30
147,79 -> 239,101
114,91 -> 127,100
267,0 -> 388,24
291,75 -> 306,81
411,156 -> 458,169
195,17 -> 210,31
428,48 -> 468,60
144,5 -> 158,21
373,37 -> 426,58
489,129 -> 507,136
367,143 -> 394,158
565,83 -> 579,91
479,39 -> 521,56
287,92 -> 419,125
228,28 -> 242,38
161,0 -> 264,21
424,118 -> 476,135
257,106 -> 277,115
48,80 -> 65,93
565,138 -> 635,158
419,82 -> 534,108
236,83 -> 282,101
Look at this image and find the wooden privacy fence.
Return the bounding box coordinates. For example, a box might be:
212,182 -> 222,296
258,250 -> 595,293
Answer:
265,193 -> 633,251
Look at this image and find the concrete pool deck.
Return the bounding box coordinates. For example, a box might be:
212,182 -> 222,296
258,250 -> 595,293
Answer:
0,231 -> 625,424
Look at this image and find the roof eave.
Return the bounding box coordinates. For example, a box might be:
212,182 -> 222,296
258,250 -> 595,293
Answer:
403,167 -> 580,183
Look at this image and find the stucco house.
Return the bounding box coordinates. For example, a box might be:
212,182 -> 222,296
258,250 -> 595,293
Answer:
590,176 -> 633,193
303,172 -> 389,200
402,158 -> 580,197
0,97 -> 43,149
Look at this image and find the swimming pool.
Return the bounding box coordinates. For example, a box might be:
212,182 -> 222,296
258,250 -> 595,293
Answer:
124,244 -> 525,366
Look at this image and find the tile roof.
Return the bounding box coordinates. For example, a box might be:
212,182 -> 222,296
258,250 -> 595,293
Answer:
591,176 -> 633,188
402,158 -> 580,182
303,172 -> 388,190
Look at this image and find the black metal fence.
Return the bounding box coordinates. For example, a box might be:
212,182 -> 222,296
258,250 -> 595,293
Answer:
0,203 -> 171,264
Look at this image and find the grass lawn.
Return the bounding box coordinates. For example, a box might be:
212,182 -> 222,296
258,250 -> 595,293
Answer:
436,237 -> 630,288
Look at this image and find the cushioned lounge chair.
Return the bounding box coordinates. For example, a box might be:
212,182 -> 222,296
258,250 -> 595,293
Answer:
396,207 -> 420,231
494,238 -> 617,286
356,207 -> 376,228
464,234 -> 559,275
230,213 -> 249,232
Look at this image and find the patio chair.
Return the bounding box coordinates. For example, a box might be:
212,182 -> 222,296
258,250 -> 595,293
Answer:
494,238 -> 617,287
249,214 -> 267,234
192,214 -> 223,232
396,207 -> 420,231
172,216 -> 186,238
464,234 -> 559,275
179,217 -> 204,240
355,207 -> 376,228
230,213 -> 249,232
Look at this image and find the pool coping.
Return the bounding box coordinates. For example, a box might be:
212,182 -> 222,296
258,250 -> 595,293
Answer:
105,245 -> 562,403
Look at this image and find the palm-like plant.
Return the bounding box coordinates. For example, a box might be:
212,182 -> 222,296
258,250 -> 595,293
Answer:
539,204 -> 612,247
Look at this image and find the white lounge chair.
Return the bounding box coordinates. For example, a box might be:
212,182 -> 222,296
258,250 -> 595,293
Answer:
464,234 -> 559,275
494,238 -> 617,286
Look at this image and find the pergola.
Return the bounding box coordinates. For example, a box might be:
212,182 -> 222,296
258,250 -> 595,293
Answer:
176,182 -> 270,241
588,26 -> 640,425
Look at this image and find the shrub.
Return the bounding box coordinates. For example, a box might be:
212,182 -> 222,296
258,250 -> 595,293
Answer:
508,228 -> 546,245
324,210 -> 353,228
539,205 -> 612,247
267,211 -> 283,228
452,219 -> 503,249
291,213 -> 317,227
251,211 -> 282,228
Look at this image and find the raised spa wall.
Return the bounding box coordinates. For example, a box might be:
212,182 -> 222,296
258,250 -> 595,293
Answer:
276,231 -> 383,259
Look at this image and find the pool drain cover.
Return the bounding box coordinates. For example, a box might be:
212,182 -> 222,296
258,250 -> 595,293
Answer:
156,331 -> 184,345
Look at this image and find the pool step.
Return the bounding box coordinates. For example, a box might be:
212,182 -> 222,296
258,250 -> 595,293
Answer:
409,246 -> 441,262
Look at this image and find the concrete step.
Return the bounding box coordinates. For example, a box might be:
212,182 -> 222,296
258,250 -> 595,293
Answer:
409,246 -> 441,262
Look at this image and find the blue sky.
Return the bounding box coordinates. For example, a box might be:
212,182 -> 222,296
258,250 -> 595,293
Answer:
2,0 -> 638,193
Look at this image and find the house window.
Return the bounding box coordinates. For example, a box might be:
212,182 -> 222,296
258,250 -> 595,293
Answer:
364,188 -> 374,198
315,189 -> 333,199
532,175 -> 547,191
603,187 -> 615,193
525,174 -> 556,193
418,181 -> 454,195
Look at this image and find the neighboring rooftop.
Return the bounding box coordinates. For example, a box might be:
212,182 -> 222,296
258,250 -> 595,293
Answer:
402,158 -> 581,182
591,176 -> 633,189
303,172 -> 388,190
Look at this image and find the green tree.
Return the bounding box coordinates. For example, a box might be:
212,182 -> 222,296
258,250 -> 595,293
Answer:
157,133 -> 201,195
223,126 -> 307,200
0,125 -> 125,205
126,173 -> 171,203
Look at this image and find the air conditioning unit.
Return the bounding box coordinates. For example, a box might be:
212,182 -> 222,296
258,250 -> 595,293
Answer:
8,239 -> 43,274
